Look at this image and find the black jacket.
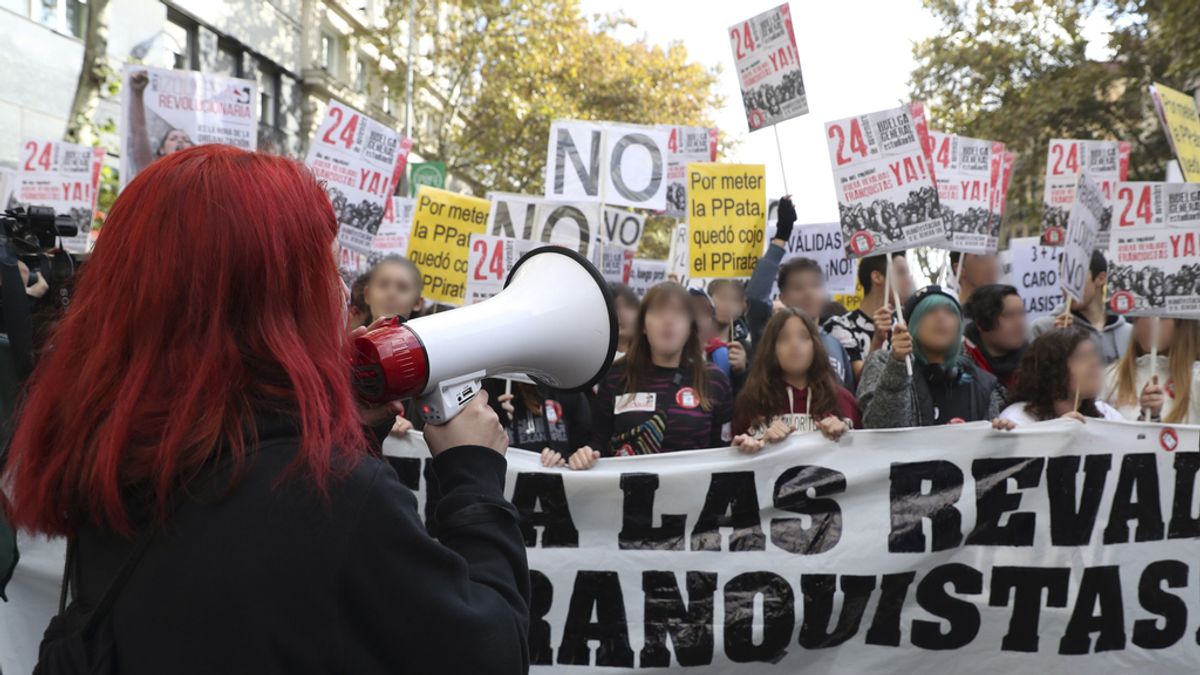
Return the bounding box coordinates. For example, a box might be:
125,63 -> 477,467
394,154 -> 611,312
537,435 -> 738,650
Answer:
70,422 -> 530,674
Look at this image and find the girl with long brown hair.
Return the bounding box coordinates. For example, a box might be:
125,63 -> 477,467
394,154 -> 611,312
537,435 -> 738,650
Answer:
732,308 -> 860,452
586,283 -> 733,467
999,328 -> 1124,423
1104,317 -> 1200,423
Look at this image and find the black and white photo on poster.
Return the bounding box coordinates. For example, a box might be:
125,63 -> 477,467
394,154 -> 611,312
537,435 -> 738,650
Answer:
1107,182 -> 1200,318
928,132 -> 999,253
1040,139 -> 1130,247
729,3 -> 807,130
659,125 -> 719,216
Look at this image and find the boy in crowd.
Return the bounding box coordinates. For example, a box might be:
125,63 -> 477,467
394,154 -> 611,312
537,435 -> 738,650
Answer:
824,250 -> 913,379
1029,250 -> 1131,365
962,284 -> 1028,390
744,197 -> 856,390
949,251 -> 1000,305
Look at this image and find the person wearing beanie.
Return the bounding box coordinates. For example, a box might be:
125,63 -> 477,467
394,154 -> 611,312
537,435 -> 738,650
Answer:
857,285 -> 1009,428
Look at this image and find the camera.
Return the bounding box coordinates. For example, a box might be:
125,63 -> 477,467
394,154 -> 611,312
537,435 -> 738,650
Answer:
1,206 -> 78,256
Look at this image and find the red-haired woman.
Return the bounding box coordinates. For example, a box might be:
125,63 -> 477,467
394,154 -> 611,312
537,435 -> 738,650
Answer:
1,146 -> 528,674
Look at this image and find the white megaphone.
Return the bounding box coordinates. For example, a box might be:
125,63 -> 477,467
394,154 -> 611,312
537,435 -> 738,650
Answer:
352,247 -> 618,424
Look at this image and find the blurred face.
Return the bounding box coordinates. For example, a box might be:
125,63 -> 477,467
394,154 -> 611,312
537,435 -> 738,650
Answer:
615,295 -> 639,346
780,269 -> 825,318
364,262 -> 423,320
1068,339 -> 1103,399
711,285 -> 746,325
915,304 -> 960,354
690,295 -> 717,342
964,254 -> 1000,287
1134,317 -> 1175,354
986,294 -> 1027,352
775,316 -> 815,378
1080,270 -> 1105,307
645,296 -> 692,356
159,129 -> 194,155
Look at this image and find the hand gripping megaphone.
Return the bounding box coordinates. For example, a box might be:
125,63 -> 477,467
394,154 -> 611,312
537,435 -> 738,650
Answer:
352,247 -> 618,424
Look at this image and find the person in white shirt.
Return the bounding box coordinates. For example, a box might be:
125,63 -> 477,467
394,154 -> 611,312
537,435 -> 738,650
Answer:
1000,328 -> 1125,424
1103,317 -> 1200,423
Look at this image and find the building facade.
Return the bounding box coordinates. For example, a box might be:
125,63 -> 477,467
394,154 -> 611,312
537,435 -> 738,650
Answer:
0,0 -> 458,191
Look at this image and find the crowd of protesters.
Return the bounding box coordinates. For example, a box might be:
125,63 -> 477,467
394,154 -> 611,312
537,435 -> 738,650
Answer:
344,195 -> 1197,470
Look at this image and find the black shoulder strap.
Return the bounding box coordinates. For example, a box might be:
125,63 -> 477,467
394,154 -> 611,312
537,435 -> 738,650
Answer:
57,527 -> 156,638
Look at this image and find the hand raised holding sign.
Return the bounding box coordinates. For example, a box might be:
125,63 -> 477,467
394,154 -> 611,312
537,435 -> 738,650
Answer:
871,304 -> 894,349
1140,376 -> 1165,419
891,322 -> 914,363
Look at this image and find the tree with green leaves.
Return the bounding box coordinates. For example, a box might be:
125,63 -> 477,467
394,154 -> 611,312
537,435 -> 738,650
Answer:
371,1 -> 724,258
909,0 -> 1199,245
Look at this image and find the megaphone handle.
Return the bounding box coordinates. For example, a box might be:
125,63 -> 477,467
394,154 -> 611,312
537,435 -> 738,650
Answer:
417,372 -> 485,425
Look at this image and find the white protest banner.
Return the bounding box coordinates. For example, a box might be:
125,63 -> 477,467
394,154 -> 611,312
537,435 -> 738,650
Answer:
487,192 -> 540,240
1106,182 -> 1200,318
1059,174 -> 1105,303
667,222 -> 690,284
595,244 -> 635,285
371,196 -> 417,258
1040,139 -> 1130,247
1003,237 -> 1063,320
662,126 -> 719,217
465,234 -> 540,304
306,100 -> 413,255
765,200 -> 856,295
383,418 -> 1200,673
729,3 -> 807,131
120,64 -> 256,188
628,258 -> 668,298
545,121 -> 669,210
825,104 -> 945,257
928,132 -> 999,253
13,139 -> 105,253
602,205 -> 646,250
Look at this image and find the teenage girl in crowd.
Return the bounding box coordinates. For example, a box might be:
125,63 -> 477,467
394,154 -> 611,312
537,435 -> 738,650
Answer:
586,283 -> 734,469
610,283 -> 640,359
360,255 -> 425,325
485,379 -> 595,469
999,328 -> 1125,423
1103,318 -> 1200,423
732,308 -> 861,453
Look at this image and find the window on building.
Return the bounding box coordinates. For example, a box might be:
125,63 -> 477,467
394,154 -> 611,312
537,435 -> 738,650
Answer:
165,10 -> 199,71
260,67 -> 280,129
354,57 -> 368,93
35,0 -> 88,38
320,32 -> 339,74
382,84 -> 392,115
214,39 -> 242,78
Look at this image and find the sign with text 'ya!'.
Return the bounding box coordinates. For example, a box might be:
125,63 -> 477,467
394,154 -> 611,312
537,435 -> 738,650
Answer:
1106,181 -> 1200,318
687,163 -> 765,278
384,418 -> 1200,673
407,186 -> 490,305
13,139 -> 105,253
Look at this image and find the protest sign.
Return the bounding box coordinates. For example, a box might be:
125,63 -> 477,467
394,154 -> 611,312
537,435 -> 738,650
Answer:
12,139 -> 105,253
486,192 -> 603,258
1003,237 -> 1063,320
1040,139 -> 1130,247
667,222 -> 690,284
602,205 -> 646,251
545,121 -> 670,211
595,244 -> 635,285
120,64 -> 256,188
407,186 -> 490,305
1150,83 -> 1200,182
765,200 -> 856,295
371,196 -> 417,257
384,418 -> 1200,673
409,161 -> 446,196
465,234 -> 540,304
1106,181 -> 1200,318
928,132 -> 998,253
662,126 -> 719,216
825,104 -> 945,257
687,163 -> 765,278
991,150 -> 1015,229
306,101 -> 413,255
729,3 -> 807,131
1059,174 -> 1105,303
628,258 -> 668,298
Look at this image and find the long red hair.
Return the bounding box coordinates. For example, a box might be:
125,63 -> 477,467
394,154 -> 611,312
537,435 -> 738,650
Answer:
2,145 -> 365,536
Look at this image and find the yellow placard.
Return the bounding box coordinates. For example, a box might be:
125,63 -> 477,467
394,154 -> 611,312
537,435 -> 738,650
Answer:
834,279 -> 864,313
407,186 -> 490,305
1155,83 -> 1200,182
686,163 -> 765,279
